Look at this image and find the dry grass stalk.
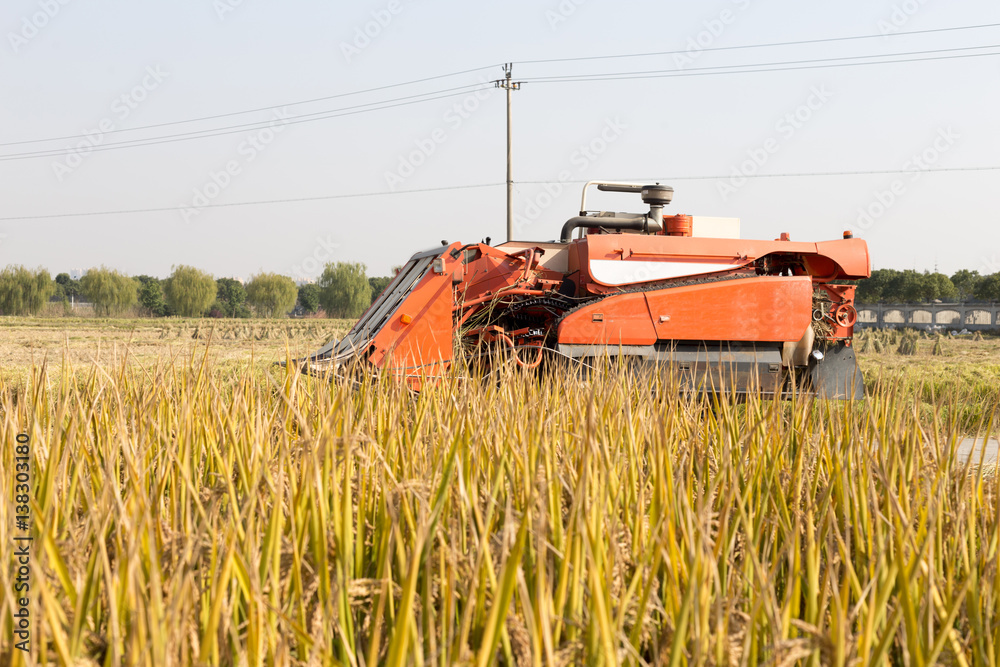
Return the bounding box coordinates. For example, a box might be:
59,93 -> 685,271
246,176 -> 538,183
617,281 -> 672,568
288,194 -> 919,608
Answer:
0,351 -> 997,665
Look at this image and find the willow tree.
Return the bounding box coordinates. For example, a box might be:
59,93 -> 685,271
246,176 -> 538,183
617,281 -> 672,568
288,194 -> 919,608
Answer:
80,267 -> 138,316
245,273 -> 298,318
163,265 -> 216,317
318,262 -> 371,319
0,266 -> 54,315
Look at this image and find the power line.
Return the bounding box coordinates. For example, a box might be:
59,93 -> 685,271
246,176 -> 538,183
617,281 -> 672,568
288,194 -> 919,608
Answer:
525,51 -> 1000,83
0,85 -> 492,161
520,165 -> 1000,184
522,44 -> 1000,83
5,23 -> 995,151
518,22 -> 1000,66
5,43 -> 993,162
0,64 -> 500,148
4,166 -> 998,222
0,84 -> 489,159
0,183 -> 505,221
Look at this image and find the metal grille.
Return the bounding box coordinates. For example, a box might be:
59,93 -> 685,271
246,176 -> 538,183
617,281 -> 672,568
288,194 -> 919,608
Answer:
330,253 -> 436,360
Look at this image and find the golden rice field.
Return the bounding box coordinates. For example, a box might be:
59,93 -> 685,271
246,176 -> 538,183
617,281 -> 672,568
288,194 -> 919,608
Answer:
2,319 -> 1000,665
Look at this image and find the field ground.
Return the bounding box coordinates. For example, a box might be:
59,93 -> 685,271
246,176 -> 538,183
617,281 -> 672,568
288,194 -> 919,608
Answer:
0,317 -> 354,382
4,319 -> 1000,433
4,317 -> 1000,393
860,330 -> 1000,387
3,319 -> 1000,665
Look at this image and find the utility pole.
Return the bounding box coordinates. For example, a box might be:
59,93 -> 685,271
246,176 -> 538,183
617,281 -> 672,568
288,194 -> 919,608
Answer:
494,63 -> 521,242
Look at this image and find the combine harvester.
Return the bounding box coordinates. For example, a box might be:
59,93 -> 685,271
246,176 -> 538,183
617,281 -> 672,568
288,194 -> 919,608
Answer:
304,182 -> 870,398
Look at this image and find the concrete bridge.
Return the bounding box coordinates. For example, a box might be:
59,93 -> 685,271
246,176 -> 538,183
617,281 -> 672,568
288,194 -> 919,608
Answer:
856,303 -> 1000,331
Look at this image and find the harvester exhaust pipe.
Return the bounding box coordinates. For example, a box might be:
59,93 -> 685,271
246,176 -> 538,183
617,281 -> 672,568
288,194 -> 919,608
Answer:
560,182 -> 674,242
560,215 -> 647,243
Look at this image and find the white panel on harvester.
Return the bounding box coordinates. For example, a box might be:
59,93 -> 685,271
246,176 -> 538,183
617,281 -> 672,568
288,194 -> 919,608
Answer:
692,217 -> 740,239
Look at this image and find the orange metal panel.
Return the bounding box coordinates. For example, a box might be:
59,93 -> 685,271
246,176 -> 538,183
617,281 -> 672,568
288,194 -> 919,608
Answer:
644,276 -> 813,342
369,263 -> 455,376
556,292 -> 657,346
462,252 -> 525,296
558,276 -> 813,347
814,240 -> 871,279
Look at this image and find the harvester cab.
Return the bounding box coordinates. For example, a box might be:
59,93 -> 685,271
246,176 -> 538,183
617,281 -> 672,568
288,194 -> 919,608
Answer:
303,181 -> 870,398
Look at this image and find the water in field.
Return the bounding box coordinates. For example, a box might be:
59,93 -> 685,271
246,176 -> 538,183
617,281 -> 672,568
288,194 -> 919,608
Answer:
958,437 -> 1000,464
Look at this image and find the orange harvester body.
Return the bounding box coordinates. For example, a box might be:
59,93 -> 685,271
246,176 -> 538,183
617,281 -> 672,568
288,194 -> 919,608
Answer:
306,182 -> 871,398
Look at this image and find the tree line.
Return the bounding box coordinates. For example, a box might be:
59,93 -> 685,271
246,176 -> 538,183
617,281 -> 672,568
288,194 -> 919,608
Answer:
13,262 -> 990,314
0,262 -> 395,318
855,269 -> 1000,304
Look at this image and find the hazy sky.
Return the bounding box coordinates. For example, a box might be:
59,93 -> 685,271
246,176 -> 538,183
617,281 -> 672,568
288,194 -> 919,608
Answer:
1,0 -> 998,280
